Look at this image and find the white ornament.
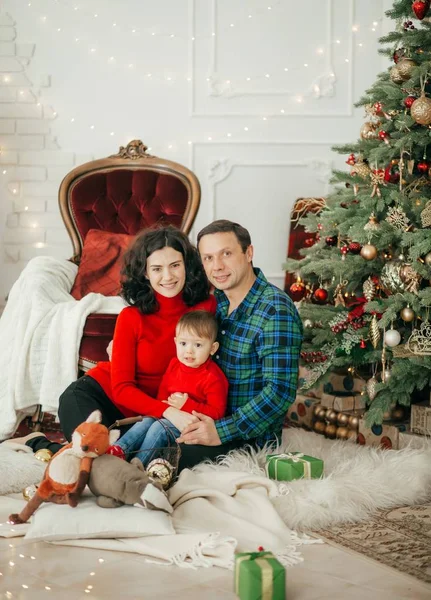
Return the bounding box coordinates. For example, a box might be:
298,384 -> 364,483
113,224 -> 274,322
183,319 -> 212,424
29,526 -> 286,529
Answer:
384,329 -> 401,347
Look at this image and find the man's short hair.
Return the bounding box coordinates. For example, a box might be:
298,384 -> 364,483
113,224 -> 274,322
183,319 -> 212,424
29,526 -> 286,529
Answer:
197,219 -> 251,253
176,310 -> 218,342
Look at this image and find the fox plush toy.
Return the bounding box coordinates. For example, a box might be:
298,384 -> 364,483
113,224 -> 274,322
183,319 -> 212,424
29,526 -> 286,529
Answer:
8,410 -> 119,524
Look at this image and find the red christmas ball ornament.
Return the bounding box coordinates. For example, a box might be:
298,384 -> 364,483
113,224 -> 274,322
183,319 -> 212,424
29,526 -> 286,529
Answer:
257,546 -> 264,552
384,162 -> 400,184
317,223 -> 323,231
348,242 -> 362,254
378,130 -> 390,145
304,237 -> 316,247
312,288 -> 328,304
404,95 -> 416,109
289,280 -> 306,302
417,160 -> 429,174
325,236 -> 337,246
340,245 -> 349,255
346,153 -> 356,166
373,101 -> 383,115
412,0 -> 430,20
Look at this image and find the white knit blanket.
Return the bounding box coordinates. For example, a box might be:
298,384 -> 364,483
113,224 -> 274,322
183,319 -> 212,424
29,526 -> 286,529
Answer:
0,256 -> 126,441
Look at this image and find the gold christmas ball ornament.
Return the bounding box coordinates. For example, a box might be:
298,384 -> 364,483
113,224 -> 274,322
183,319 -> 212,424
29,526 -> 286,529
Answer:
337,412 -> 350,427
351,158 -> 371,180
336,426 -> 350,440
22,484 -> 38,500
390,65 -> 404,84
410,93 -> 431,126
348,415 -> 360,431
360,122 -> 379,140
360,244 -> 378,261
424,252 -> 431,266
325,423 -> 338,439
391,406 -> 405,421
313,421 -> 327,435
326,410 -> 338,424
396,58 -> 417,81
147,458 -> 174,489
34,448 -> 53,463
400,305 -> 415,322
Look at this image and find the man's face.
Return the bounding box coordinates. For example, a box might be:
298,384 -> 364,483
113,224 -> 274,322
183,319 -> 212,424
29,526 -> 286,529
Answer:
198,231 -> 253,292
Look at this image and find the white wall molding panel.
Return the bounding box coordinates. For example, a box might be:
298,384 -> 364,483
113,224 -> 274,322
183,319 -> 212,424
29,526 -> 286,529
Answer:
1,0 -> 389,302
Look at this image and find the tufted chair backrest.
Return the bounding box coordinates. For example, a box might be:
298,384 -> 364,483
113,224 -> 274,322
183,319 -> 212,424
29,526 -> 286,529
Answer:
59,140 -> 200,262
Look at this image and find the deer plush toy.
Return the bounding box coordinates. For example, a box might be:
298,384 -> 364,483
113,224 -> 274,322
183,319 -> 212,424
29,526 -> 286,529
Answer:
8,410 -> 119,524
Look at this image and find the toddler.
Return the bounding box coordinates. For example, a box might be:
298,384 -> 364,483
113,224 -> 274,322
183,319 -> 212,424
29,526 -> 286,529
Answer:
107,310 -> 228,466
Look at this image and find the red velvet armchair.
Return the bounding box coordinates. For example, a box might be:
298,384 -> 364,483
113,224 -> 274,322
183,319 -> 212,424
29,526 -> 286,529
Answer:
59,139 -> 201,372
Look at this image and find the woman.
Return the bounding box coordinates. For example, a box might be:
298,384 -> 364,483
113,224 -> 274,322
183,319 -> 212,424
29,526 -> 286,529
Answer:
20,225 -> 216,456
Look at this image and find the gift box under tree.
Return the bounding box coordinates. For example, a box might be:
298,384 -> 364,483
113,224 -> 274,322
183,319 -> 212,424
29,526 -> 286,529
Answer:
234,550 -> 285,600
266,452 -> 324,482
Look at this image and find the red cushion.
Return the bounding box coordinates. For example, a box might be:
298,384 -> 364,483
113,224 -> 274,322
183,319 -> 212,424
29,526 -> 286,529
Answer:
71,229 -> 134,300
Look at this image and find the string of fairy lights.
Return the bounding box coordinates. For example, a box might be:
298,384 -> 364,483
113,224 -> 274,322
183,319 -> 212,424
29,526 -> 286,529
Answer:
0,534 -> 107,596
0,0 -> 384,248
0,3 -> 382,145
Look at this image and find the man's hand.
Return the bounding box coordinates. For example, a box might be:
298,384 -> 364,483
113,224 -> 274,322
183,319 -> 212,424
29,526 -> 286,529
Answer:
176,412 -> 222,446
106,340 -> 113,361
166,392 -> 188,410
162,406 -> 198,432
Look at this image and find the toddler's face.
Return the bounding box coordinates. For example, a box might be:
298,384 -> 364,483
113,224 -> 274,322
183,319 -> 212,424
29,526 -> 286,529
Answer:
175,328 -> 218,368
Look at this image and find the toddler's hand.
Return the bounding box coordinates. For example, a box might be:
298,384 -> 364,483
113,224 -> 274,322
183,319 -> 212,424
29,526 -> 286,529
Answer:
167,392 -> 188,409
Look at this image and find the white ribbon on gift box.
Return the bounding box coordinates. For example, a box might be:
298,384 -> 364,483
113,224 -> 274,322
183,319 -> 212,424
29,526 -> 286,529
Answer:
266,452 -> 312,479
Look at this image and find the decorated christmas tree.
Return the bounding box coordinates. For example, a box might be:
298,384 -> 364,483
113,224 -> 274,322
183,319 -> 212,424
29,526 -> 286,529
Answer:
284,0 -> 431,426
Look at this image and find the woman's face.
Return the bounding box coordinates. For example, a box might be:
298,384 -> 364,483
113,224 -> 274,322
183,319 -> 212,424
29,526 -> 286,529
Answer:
146,246 -> 186,298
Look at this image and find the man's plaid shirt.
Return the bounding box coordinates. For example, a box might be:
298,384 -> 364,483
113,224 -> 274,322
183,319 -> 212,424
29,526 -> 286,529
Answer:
214,268 -> 303,447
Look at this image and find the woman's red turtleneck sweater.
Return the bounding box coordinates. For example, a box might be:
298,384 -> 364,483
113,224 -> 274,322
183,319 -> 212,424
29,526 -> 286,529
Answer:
87,292 -> 216,418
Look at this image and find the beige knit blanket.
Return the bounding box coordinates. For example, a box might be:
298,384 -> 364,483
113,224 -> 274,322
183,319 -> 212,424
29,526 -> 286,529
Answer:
0,468 -> 312,569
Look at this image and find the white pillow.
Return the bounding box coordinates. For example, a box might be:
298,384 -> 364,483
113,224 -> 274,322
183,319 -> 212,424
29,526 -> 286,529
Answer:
24,494 -> 174,542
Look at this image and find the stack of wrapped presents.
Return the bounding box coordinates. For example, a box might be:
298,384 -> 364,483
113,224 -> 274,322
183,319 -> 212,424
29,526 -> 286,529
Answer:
286,368 -> 430,450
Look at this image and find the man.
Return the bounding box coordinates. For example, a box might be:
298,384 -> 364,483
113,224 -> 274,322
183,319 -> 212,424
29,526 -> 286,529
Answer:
176,219 -> 303,470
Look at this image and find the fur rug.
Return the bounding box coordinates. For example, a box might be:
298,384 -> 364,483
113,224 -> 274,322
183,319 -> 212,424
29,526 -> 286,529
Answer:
194,428 -> 431,531
0,442 -> 46,495
1,428 -> 431,534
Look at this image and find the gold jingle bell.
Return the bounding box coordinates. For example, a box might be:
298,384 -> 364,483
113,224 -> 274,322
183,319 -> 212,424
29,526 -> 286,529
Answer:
325,423 -> 337,439
313,420 -> 326,435
337,412 -> 349,427
348,415 -> 360,431
34,448 -> 53,463
336,426 -> 350,440
326,410 -> 338,424
313,420 -> 326,434
147,458 -> 174,489
22,484 -> 38,500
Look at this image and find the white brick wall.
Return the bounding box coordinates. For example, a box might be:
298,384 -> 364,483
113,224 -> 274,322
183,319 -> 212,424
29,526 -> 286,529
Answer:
0,16 -> 85,304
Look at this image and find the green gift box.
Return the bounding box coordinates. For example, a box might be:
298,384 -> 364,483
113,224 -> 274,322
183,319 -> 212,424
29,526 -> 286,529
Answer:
265,452 -> 323,481
234,551 -> 285,600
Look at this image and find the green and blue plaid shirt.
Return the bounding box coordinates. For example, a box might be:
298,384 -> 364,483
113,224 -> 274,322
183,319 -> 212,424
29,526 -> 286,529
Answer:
214,268 -> 303,447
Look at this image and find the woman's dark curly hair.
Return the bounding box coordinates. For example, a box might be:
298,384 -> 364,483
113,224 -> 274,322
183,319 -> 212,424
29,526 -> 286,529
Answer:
121,225 -> 210,314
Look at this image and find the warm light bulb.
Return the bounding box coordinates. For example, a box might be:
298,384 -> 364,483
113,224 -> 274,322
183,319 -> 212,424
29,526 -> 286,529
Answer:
90,125 -> 95,129
208,137 -> 212,141
110,132 -> 114,136
336,40 -> 340,44
352,25 -> 359,32
244,127 -> 249,131
227,133 -> 232,137
230,23 -> 234,27
316,48 -> 324,55
345,58 -> 349,63
265,73 -> 270,78
304,63 -> 308,67
358,43 -> 363,47
280,109 -> 285,113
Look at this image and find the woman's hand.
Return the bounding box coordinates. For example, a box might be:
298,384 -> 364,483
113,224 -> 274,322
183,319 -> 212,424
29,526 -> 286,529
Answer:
162,406 -> 198,432
166,392 -> 188,409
